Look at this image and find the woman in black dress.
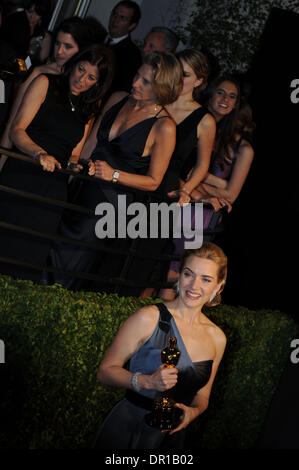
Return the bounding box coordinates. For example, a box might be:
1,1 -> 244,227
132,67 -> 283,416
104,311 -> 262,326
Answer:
48,51 -> 183,291
0,44 -> 114,281
0,16 -> 93,157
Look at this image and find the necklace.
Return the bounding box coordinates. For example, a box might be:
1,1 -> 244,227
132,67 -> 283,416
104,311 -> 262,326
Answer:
69,95 -> 76,112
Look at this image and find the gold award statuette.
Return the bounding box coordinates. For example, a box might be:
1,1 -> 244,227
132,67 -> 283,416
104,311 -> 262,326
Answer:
146,337 -> 181,430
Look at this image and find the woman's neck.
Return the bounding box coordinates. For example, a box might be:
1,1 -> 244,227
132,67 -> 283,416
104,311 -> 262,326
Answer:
130,97 -> 159,114
168,297 -> 204,326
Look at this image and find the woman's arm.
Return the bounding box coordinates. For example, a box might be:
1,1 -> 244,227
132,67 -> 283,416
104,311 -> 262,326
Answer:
94,116 -> 176,191
178,113 -> 216,205
10,74 -> 61,171
203,172 -> 228,189
170,326 -> 227,435
98,305 -> 178,392
68,120 -> 94,165
200,141 -> 254,204
0,64 -> 61,149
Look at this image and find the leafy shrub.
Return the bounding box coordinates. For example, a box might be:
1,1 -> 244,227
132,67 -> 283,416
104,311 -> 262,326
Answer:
0,275 -> 297,449
183,1 -> 299,73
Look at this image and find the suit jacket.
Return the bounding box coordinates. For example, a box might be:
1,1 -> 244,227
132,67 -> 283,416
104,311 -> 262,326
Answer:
1,10 -> 31,59
108,35 -> 142,94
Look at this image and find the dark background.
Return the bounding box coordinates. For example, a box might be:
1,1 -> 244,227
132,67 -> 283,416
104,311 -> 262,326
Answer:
218,8 -> 298,321
218,9 -> 299,447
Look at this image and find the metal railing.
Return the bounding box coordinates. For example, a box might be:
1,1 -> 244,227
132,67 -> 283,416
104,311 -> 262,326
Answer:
0,147 -> 224,294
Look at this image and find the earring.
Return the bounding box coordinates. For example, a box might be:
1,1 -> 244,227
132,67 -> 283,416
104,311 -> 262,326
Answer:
209,291 -> 217,302
176,279 -> 180,295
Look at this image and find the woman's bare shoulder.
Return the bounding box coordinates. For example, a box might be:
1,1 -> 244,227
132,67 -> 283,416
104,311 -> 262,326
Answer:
131,304 -> 160,325
202,314 -> 227,347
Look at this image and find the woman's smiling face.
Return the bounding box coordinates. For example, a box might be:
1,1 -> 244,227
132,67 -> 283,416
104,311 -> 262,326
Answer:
209,80 -> 238,120
179,255 -> 222,307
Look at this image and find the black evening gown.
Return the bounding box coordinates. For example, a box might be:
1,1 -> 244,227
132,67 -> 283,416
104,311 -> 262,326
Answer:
0,75 -> 85,281
49,96 -> 167,291
92,303 -> 213,449
156,106 -> 209,196
119,107 -> 210,296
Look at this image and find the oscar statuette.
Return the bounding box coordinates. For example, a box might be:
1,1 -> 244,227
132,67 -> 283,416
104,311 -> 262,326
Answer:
146,337 -> 181,430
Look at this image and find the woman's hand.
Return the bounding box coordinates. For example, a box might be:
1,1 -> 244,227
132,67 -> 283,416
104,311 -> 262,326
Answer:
94,160 -> 113,181
167,189 -> 180,199
148,365 -> 178,392
166,189 -> 190,206
39,153 -> 61,172
168,403 -> 200,435
200,195 -> 232,212
177,187 -> 191,206
88,160 -> 96,176
67,162 -> 83,173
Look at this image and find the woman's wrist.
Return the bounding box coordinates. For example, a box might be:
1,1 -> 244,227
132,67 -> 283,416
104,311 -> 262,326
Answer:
180,186 -> 191,197
131,372 -> 152,391
33,149 -> 47,160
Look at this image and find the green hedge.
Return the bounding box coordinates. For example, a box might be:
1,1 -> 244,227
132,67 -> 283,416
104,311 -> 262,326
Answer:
0,275 -> 297,449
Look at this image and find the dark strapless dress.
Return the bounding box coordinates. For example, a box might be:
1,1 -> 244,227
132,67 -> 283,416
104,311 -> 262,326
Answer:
92,303 -> 213,449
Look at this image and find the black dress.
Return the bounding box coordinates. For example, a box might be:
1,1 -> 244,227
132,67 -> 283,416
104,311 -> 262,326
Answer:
0,75 -> 85,281
156,106 -> 209,196
92,303 -> 213,449
49,95 -> 168,290
120,107 -> 210,296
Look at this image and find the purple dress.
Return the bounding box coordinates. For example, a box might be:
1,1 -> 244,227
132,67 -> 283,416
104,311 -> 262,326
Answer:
170,151 -> 238,272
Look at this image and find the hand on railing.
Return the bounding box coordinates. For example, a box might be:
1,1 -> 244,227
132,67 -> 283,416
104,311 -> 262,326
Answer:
39,153 -> 61,172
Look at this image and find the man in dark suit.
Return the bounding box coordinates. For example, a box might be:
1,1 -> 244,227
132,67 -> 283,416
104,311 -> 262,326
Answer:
105,0 -> 142,95
0,0 -> 31,59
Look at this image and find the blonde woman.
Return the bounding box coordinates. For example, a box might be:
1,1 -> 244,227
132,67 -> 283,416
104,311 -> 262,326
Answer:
94,242 -> 227,449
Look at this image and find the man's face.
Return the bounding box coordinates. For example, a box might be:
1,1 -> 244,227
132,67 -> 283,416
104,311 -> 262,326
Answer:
142,32 -> 165,58
109,5 -> 136,38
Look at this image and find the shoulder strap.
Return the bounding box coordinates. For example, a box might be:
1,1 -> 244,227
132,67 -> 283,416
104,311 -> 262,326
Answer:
156,303 -> 172,333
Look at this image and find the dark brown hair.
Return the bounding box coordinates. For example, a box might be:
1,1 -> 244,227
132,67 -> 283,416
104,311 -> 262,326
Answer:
56,44 -> 114,122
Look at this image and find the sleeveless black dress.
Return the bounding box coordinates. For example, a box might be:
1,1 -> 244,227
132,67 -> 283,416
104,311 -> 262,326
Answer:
0,75 -> 85,281
49,96 -> 168,289
92,303 -> 213,449
156,106 -> 209,196
120,107 -> 209,297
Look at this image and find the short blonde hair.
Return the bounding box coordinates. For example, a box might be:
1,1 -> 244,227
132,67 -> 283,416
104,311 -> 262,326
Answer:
179,242 -> 228,307
143,51 -> 183,106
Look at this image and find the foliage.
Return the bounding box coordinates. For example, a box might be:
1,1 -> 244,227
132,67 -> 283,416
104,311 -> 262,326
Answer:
182,0 -> 299,73
0,275 -> 297,449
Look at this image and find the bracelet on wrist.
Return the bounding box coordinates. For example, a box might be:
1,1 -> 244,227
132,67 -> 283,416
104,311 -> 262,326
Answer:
180,187 -> 191,197
67,161 -> 78,169
33,149 -> 47,160
130,372 -> 142,392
